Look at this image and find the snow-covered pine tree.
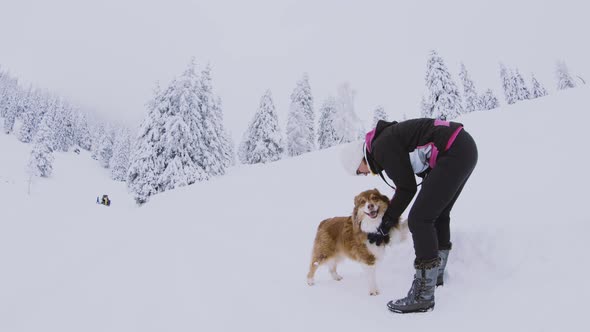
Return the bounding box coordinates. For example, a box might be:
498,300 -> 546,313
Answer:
556,61 -> 576,90
53,100 -> 76,152
127,86 -> 165,204
37,101 -> 64,153
513,69 -> 531,101
97,124 -> 115,168
317,96 -> 339,149
198,65 -> 227,176
286,73 -> 315,157
238,90 -> 284,164
159,106 -> 197,191
110,128 -> 132,181
18,88 -> 40,143
333,83 -> 364,143
167,60 -> 208,184
35,92 -> 53,131
531,75 -> 548,99
459,63 -> 480,113
371,105 -> 388,128
2,77 -> 19,134
479,89 -> 500,110
0,69 -> 12,119
499,63 -> 517,105
91,123 -> 105,160
28,112 -> 56,178
73,111 -> 92,150
128,60 -> 210,204
213,96 -> 235,168
421,51 -> 462,120
63,105 -> 76,151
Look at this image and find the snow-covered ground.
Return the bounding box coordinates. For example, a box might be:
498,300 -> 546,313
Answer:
1,87 -> 589,331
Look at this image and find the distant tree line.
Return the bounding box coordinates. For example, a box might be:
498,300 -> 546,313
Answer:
420,50 -> 581,120
0,68 -> 131,182
0,53 -> 585,204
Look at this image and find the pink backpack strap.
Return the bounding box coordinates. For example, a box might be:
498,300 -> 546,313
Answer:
445,126 -> 464,151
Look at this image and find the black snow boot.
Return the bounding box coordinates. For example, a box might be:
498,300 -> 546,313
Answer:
387,257 -> 440,314
437,244 -> 451,286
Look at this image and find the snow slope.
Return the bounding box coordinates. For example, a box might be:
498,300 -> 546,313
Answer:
1,87 -> 590,332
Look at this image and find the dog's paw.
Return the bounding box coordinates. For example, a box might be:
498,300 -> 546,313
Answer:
307,278 -> 315,286
330,271 -> 343,281
369,289 -> 380,296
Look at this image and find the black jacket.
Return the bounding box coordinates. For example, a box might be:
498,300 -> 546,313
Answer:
366,118 -> 463,221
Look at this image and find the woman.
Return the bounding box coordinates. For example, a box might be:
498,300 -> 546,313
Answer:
340,118 -> 478,313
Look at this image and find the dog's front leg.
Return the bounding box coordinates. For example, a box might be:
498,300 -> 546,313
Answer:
363,264 -> 379,296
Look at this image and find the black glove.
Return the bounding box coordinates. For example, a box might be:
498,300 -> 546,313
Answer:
377,210 -> 396,235
367,232 -> 390,246
367,208 -> 398,246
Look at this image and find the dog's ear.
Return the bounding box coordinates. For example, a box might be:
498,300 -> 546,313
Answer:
353,194 -> 361,207
352,194 -> 361,221
381,193 -> 390,204
373,188 -> 387,201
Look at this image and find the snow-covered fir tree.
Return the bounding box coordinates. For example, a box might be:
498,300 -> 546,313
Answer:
213,97 -> 235,167
73,111 -> 92,150
499,63 -> 517,105
128,60 -> 213,204
421,51 -> 462,120
173,61 -> 212,183
91,123 -> 105,161
317,96 -> 339,149
333,83 -> 364,143
531,75 -> 548,99
459,63 -> 480,113
18,88 -> 40,143
513,69 -> 531,101
28,113 -> 56,178
286,73 -> 315,157
198,65 -> 230,176
238,90 -> 284,164
556,61 -> 576,90
110,128 -> 132,181
0,69 -> 12,119
35,93 -> 53,133
2,76 -> 19,134
156,76 -> 206,189
53,100 -> 76,152
479,89 -> 500,111
372,105 -> 388,128
97,125 -> 115,168
126,89 -> 163,204
37,103 -> 63,153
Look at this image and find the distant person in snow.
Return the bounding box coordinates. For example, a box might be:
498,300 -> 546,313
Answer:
97,194 -> 111,206
339,118 -> 478,314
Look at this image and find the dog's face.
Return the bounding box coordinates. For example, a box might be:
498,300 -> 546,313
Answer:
353,189 -> 389,233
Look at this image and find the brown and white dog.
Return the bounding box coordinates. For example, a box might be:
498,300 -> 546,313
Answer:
306,188 -> 408,295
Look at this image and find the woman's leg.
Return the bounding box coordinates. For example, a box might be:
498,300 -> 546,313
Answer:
434,179 -> 466,250
408,131 -> 478,261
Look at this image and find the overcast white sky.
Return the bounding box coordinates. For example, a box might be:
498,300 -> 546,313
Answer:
1,0 -> 588,139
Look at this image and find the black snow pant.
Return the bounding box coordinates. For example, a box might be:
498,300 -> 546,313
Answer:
408,129 -> 478,262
